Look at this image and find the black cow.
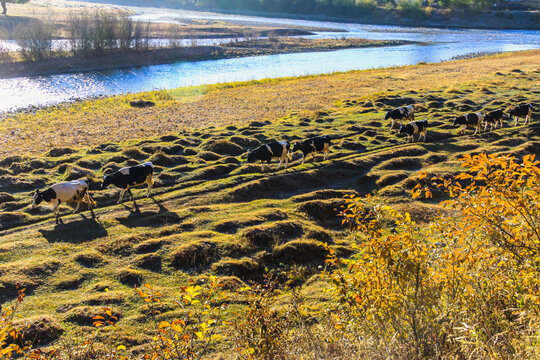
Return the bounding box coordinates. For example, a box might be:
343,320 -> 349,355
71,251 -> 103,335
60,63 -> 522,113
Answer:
385,105 -> 415,129
483,109 -> 504,131
452,112 -> 484,135
399,120 -> 428,143
292,135 -> 332,164
509,103 -> 533,126
247,141 -> 291,172
102,162 -> 154,204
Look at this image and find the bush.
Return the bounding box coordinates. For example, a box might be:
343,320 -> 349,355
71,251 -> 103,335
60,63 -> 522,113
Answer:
329,153 -> 540,358
67,10 -> 152,56
13,19 -> 53,61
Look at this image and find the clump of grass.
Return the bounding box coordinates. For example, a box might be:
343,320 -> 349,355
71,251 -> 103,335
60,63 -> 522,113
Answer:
200,139 -> 245,156
14,315 -> 64,346
211,257 -> 261,279
116,268 -> 143,287
242,221 -> 304,247
295,199 -> 346,225
122,147 -> 149,160
65,306 -> 121,326
132,253 -> 162,271
170,239 -> 247,269
271,239 -> 328,264
73,251 -> 105,268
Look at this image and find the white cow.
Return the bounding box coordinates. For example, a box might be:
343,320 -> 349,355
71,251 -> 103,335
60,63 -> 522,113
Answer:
32,179 -> 96,222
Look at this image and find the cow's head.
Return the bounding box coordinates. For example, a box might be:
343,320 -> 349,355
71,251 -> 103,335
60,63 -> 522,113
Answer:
398,125 -> 407,135
292,142 -> 302,153
451,117 -> 459,127
32,189 -> 43,208
102,174 -> 112,189
384,111 -> 391,120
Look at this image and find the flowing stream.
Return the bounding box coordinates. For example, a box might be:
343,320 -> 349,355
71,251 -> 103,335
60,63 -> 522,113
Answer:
0,6 -> 539,112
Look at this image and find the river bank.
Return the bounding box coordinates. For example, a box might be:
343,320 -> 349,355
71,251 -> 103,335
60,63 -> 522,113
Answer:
1,49 -> 538,156
0,38 -> 412,78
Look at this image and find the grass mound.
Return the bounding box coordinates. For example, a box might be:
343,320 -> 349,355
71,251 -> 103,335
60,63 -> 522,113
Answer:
211,258 -> 261,279
271,239 -> 327,264
242,221 -> 304,247
0,212 -> 30,230
73,251 -> 105,268
14,316 -> 64,346
117,268 -> 144,287
46,148 -> 76,157
170,239 -> 247,270
201,139 -> 245,155
65,306 -> 121,326
296,199 -> 346,225
132,253 -> 162,271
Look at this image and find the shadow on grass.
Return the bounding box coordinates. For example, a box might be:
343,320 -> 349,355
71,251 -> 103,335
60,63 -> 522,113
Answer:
116,197 -> 183,228
39,216 -> 108,243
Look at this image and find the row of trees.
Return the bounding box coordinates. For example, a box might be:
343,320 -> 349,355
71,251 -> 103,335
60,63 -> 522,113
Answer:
11,11 -> 153,61
165,0 -> 502,15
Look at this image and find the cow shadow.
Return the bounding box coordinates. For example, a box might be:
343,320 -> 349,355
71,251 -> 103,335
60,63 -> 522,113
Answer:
39,216 -> 108,243
116,198 -> 183,228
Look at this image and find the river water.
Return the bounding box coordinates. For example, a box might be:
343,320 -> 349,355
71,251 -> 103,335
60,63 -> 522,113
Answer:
0,7 -> 539,112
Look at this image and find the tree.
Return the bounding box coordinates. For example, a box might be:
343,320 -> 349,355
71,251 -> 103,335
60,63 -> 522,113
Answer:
1,0 -> 30,16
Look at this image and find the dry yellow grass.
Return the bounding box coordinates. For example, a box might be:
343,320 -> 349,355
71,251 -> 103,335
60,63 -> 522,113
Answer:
1,49 -> 539,157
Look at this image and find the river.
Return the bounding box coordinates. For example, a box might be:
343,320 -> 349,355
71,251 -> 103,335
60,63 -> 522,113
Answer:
0,6 -> 539,112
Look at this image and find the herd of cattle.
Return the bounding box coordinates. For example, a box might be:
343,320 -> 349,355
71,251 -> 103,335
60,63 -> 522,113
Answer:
30,102 -> 534,222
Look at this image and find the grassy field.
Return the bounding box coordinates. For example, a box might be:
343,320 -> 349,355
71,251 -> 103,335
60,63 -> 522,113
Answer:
0,51 -> 538,356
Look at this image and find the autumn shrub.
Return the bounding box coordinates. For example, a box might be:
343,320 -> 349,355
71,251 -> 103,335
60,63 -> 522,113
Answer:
136,278 -> 225,360
328,153 -> 540,359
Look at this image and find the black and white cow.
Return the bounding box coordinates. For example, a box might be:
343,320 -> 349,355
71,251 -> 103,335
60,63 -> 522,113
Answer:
509,103 -> 534,126
483,109 -> 504,131
32,179 -> 95,223
292,135 -> 331,164
247,141 -> 291,172
102,162 -> 154,204
385,105 -> 415,129
399,120 -> 428,143
452,112 -> 484,135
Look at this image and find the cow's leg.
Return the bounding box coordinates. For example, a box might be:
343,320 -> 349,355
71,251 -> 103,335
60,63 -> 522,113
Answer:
484,122 -> 489,132
52,202 -> 60,223
146,175 -> 153,198
128,188 -> 134,202
390,119 -> 395,129
117,188 -> 127,204
84,193 -> 94,209
514,116 -> 518,127
301,154 -> 306,164
284,155 -> 289,168
73,200 -> 82,214
275,157 -> 283,170
473,125 -> 479,135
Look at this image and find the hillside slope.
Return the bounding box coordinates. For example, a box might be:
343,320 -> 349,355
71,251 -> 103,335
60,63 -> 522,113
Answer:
0,57 -> 538,354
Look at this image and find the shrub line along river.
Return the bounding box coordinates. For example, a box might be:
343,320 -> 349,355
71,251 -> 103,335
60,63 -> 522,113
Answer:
0,5 -> 539,113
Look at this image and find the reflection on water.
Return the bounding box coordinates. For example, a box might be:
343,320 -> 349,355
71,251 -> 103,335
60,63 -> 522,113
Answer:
0,12 -> 539,112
